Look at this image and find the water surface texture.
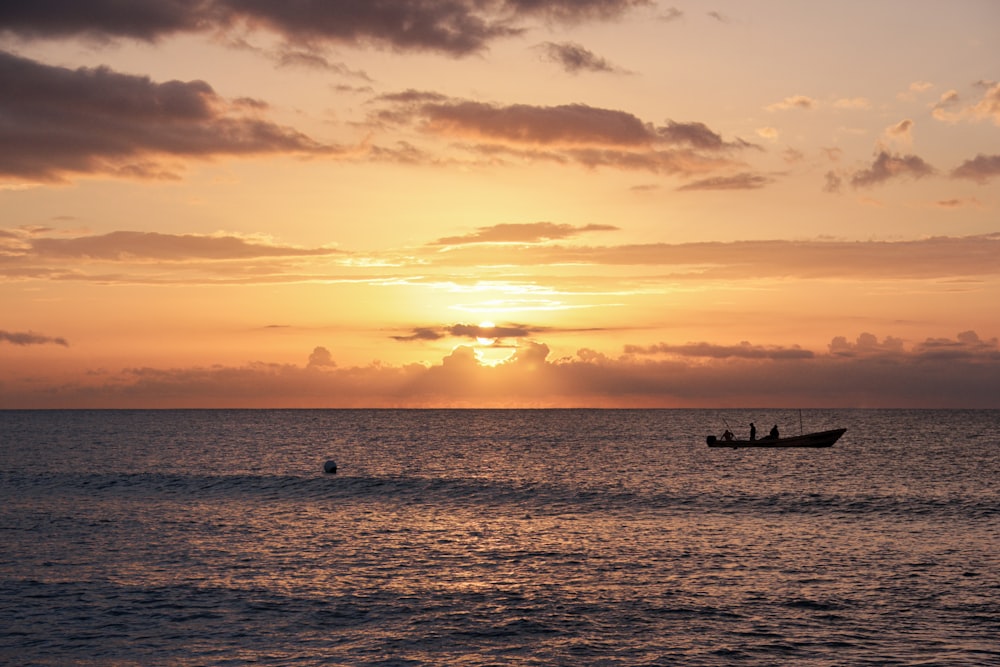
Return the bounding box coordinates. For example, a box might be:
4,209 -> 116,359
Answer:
2,409 -> 998,666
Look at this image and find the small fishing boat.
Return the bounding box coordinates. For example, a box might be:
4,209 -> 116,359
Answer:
707,427 -> 846,448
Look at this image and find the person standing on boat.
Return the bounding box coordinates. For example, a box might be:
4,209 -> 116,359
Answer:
749,423 -> 756,441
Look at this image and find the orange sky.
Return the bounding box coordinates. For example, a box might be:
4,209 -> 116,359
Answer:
2,1 -> 1000,408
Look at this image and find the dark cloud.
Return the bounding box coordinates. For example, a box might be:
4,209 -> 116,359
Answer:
0,329 -> 69,346
0,51 -> 333,182
370,94 -> 753,175
449,323 -> 536,339
218,1 -> 519,56
421,101 -> 656,146
504,0 -> 651,22
849,151 -> 934,188
676,173 -> 773,191
952,154 -> 1000,183
391,327 -> 447,342
657,120 -> 746,151
0,0 -> 210,41
393,322 -> 543,343
625,341 -> 814,360
431,222 -> 618,245
536,41 -> 625,74
0,0 -> 649,56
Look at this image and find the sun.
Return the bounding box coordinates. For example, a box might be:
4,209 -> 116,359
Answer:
476,321 -> 497,346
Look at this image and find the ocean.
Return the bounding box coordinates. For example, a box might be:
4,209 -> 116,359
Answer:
1,409 -> 997,666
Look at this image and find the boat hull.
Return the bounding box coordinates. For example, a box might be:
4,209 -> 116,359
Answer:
707,427 -> 846,448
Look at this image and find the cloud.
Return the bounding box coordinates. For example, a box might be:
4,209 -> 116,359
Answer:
897,81 -> 933,102
8,331 -> 999,408
951,154 -> 1000,183
932,81 -> 1000,125
833,97 -> 871,110
657,120 -> 755,151
676,173 -> 773,191
849,151 -> 934,188
392,321 -> 619,344
0,228 -> 357,286
912,330 -> 1000,361
932,198 -> 981,209
431,222 -> 618,246
822,171 -> 843,193
9,229 -> 1000,287
371,94 -> 754,176
392,327 -> 449,342
0,330 -> 69,346
272,49 -> 372,80
24,231 -> 342,261
536,42 -> 627,74
659,7 -> 684,22
881,118 -> 914,147
421,233 -> 1000,281
307,346 -> 336,368
418,100 -> 656,146
828,332 -> 905,357
504,0 -> 652,23
0,51 -> 334,182
0,1 -> 208,41
0,0 -> 649,56
972,81 -> 1000,124
766,95 -> 817,111
393,322 -> 547,343
625,341 -> 814,360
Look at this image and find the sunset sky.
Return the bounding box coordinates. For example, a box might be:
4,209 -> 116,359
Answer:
2,1 -> 999,408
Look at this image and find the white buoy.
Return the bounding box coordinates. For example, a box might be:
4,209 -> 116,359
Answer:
323,460 -> 338,474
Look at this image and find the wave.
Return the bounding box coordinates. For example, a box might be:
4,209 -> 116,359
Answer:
3,470 -> 996,521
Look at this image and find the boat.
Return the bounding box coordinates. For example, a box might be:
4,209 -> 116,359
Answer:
706,427 -> 846,448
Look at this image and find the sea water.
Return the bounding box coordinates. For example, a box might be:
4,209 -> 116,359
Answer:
1,409 -> 997,666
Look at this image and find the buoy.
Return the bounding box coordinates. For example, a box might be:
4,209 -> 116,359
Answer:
323,460 -> 338,474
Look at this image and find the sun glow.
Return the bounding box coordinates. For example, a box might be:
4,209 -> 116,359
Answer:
476,321 -> 497,346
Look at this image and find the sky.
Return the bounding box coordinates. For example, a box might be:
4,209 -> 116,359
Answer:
2,0 -> 1000,408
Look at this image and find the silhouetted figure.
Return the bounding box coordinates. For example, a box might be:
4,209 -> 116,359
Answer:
722,429 -> 734,441
770,424 -> 779,439
749,423 -> 756,441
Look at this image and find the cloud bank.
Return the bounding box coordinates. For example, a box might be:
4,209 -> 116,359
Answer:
6,331 -> 998,408
4,228 -> 999,285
